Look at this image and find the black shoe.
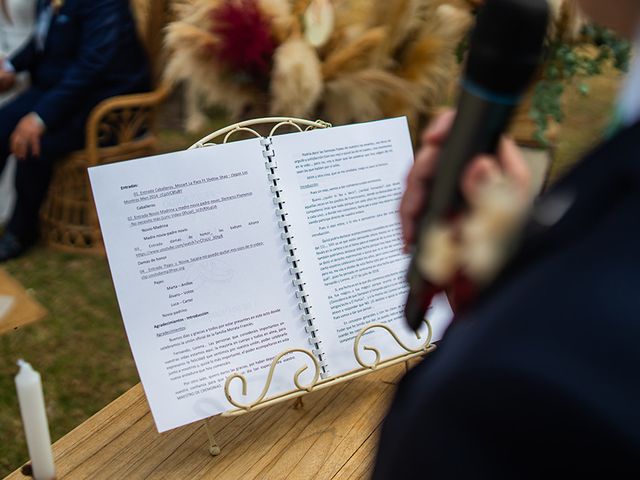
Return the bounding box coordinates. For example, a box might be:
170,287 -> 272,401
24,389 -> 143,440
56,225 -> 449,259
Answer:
0,232 -> 25,262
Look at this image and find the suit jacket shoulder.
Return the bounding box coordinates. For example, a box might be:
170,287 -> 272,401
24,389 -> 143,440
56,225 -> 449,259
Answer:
24,0 -> 150,127
373,122 -> 640,479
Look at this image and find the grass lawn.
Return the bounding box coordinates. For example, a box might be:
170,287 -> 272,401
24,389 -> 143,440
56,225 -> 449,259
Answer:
0,70 -> 623,476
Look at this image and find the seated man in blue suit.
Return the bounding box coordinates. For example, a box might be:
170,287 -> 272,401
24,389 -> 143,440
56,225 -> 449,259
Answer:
0,0 -> 149,260
374,0 -> 640,478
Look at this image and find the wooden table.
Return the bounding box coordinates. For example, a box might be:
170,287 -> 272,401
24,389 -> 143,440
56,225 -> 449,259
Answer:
6,364 -> 408,479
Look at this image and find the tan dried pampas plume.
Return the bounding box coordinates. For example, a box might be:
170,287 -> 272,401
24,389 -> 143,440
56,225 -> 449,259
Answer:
331,0 -> 373,38
432,3 -> 474,40
368,0 -> 468,59
322,27 -> 388,79
395,4 -> 471,107
369,0 -> 425,55
321,69 -> 419,125
169,0 -> 197,19
258,0 -> 295,42
164,23 -> 219,55
270,38 -> 323,117
548,0 -> 586,43
321,1 -> 470,128
164,1 -> 222,68
165,42 -> 261,122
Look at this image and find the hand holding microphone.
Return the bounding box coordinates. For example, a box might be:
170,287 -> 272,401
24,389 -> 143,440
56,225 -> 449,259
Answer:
404,0 -> 550,330
401,110 -> 531,254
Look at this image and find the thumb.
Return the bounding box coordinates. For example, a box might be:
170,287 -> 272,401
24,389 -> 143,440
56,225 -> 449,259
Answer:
497,138 -> 531,197
422,109 -> 456,146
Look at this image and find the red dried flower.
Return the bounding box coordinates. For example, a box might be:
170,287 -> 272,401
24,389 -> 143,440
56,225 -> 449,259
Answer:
210,0 -> 276,81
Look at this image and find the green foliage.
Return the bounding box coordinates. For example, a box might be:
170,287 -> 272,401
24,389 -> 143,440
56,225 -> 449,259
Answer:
456,22 -> 631,145
531,24 -> 631,144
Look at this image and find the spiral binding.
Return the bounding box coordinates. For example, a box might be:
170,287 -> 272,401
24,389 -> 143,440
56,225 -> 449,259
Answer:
261,137 -> 329,377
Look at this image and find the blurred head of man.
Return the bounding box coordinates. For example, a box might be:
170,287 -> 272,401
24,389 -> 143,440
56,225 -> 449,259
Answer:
577,0 -> 640,37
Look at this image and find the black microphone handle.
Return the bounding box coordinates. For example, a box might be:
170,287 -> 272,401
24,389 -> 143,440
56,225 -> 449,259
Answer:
405,89 -> 517,330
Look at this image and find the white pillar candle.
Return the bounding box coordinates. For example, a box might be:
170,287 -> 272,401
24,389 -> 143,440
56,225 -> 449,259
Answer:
15,360 -> 56,480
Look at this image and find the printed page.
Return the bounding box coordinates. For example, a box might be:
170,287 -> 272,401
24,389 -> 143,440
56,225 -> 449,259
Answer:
273,118 -> 453,377
89,140 -> 313,432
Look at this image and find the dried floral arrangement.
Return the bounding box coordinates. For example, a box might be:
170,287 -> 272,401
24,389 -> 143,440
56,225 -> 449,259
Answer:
164,0 -> 472,133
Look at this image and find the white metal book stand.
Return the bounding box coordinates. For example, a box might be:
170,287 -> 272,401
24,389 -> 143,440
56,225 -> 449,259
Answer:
188,117 -> 436,455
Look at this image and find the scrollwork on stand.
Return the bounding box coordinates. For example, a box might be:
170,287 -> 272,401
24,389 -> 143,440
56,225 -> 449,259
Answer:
353,321 -> 433,370
222,126 -> 262,143
188,117 -> 331,150
224,348 -> 321,411
269,120 -> 304,136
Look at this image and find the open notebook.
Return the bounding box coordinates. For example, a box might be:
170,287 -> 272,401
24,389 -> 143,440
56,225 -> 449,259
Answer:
89,117 -> 453,432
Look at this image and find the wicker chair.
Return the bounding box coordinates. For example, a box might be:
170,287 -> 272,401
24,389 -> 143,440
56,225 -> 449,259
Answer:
39,0 -> 171,254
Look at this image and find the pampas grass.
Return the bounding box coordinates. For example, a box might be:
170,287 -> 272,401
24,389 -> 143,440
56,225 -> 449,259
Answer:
322,69 -> 418,125
258,0 -> 295,41
164,0 -> 472,131
270,38 -> 323,117
321,27 -> 388,79
319,1 -> 470,129
549,0 -> 585,43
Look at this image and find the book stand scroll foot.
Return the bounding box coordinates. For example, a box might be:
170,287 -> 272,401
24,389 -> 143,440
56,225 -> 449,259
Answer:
203,319 -> 434,456
188,117 -> 436,457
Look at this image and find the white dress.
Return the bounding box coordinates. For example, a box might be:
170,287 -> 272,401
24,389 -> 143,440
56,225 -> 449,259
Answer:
0,0 -> 36,225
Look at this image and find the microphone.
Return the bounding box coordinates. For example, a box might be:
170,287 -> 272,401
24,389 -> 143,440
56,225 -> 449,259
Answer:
404,0 -> 549,330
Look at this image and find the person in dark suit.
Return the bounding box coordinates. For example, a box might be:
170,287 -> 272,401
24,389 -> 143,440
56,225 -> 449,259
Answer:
0,0 -> 149,260
374,1 -> 640,477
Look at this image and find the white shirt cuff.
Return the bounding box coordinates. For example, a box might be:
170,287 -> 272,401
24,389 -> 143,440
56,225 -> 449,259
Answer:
31,112 -> 47,130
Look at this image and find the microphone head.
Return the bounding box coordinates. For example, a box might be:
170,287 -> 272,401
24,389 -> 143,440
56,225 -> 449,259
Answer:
465,0 -> 550,98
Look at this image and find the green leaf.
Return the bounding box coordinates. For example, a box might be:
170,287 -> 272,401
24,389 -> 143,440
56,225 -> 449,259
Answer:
578,83 -> 590,96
